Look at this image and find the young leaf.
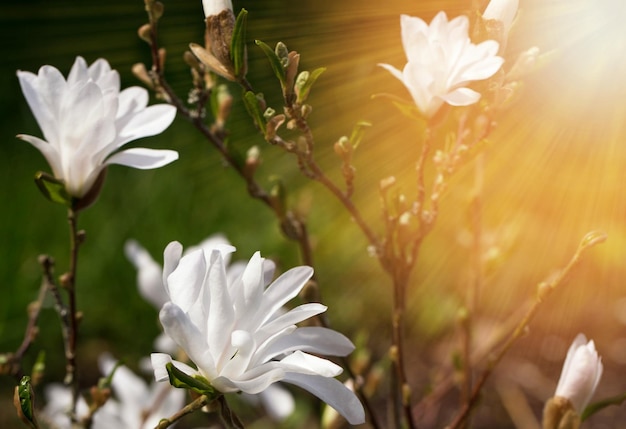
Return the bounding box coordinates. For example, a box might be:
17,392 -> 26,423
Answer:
14,376 -> 37,428
165,362 -> 218,398
255,40 -> 286,86
295,67 -> 326,104
242,91 -> 267,134
230,9 -> 248,79
34,172 -> 71,207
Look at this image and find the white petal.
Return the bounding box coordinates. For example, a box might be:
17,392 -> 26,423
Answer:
483,0 -> 519,33
399,14 -> 429,62
114,104 -> 177,148
556,333 -> 588,395
165,249 -> 206,313
220,330 -> 256,378
150,353 -> 199,382
17,66 -> 66,145
282,373 -> 365,425
99,354 -> 149,410
256,327 -> 355,364
378,63 -> 405,84
117,86 -> 149,118
203,0 -> 233,17
105,147 -> 178,170
159,302 -> 216,376
16,134 -> 62,178
440,87 -> 481,106
279,351 -> 342,377
255,303 -> 327,346
257,384 -> 295,421
259,266 -> 314,323
206,249 -> 236,366
214,364 -> 285,394
125,239 -> 168,309
241,251 -> 265,309
162,241 -> 183,290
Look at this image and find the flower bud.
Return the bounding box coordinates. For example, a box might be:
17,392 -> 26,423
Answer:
483,0 -> 519,34
202,0 -> 232,18
553,334 -> 603,414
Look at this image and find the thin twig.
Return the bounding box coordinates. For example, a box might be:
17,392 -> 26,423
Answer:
5,256 -> 54,379
445,231 -> 607,429
154,394 -> 211,429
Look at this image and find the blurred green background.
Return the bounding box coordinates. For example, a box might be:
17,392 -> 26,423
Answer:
1,0 -> 626,427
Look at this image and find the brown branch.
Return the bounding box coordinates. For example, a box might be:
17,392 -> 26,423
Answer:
445,231 -> 607,429
155,394 -> 211,429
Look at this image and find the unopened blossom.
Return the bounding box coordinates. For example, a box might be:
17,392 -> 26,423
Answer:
151,242 -> 365,425
483,0 -> 519,34
379,12 -> 504,118
17,56 -> 178,199
554,333 -> 603,413
202,0 -> 232,18
41,354 -> 184,429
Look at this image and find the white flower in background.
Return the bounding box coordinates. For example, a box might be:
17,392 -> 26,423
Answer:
125,235 -> 238,310
483,0 -> 519,34
17,56 -> 178,199
202,0 -> 232,18
554,333 -> 603,413
151,242 -> 365,425
379,12 -> 504,118
41,354 -> 184,429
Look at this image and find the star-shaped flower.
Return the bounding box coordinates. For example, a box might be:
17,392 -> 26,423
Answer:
379,12 -> 504,118
17,56 -> 178,200
151,242 -> 365,425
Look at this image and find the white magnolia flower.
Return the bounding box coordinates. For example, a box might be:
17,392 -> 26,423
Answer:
126,236 -> 295,420
41,354 -> 185,429
17,56 -> 178,199
554,333 -> 603,413
202,0 -> 232,18
379,12 -> 504,118
151,242 -> 365,425
483,0 -> 519,34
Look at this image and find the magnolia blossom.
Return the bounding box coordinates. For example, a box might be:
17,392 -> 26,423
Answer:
17,56 -> 178,198
202,0 -> 232,17
151,243 -> 365,425
41,354 -> 184,429
379,12 -> 504,118
554,334 -> 603,413
483,0 -> 519,34
126,235 -> 295,420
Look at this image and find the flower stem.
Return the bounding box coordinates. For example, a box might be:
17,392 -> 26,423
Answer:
154,394 -> 211,429
64,207 -> 82,410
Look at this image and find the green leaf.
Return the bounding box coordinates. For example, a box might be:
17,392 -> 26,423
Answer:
242,91 -> 266,134
17,376 -> 36,427
165,363 -> 218,398
255,40 -> 286,86
348,120 -> 372,149
34,172 -> 71,207
581,392 -> 626,421
230,8 -> 248,79
295,67 -> 326,104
